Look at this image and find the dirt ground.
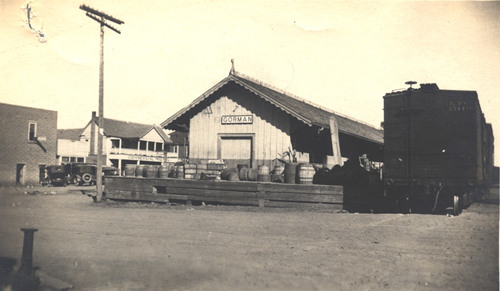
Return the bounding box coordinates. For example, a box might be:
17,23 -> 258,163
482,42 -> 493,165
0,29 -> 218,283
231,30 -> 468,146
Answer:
0,184 -> 498,291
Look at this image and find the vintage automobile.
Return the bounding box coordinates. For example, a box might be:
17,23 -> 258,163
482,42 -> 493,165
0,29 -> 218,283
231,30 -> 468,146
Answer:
68,163 -> 119,186
46,165 -> 69,187
70,164 -> 97,186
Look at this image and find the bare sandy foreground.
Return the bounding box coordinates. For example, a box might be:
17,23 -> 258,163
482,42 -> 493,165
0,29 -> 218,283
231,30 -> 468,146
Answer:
0,185 -> 498,291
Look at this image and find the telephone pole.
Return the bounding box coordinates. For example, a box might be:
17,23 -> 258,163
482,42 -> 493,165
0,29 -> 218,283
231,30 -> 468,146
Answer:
80,4 -> 124,202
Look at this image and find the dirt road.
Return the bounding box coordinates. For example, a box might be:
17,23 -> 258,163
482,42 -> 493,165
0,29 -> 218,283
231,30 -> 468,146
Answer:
0,185 -> 498,290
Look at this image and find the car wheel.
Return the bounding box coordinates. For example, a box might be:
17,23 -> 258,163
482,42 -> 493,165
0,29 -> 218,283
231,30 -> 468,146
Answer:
82,173 -> 92,184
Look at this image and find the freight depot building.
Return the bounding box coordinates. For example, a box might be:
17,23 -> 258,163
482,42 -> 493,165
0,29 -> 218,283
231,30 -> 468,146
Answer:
161,71 -> 384,169
0,103 -> 57,185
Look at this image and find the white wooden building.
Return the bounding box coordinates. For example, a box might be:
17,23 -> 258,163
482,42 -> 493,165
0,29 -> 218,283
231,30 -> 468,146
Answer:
57,112 -> 176,174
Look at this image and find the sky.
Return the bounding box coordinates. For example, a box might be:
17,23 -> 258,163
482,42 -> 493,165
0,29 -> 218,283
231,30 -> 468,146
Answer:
1,0 -> 499,164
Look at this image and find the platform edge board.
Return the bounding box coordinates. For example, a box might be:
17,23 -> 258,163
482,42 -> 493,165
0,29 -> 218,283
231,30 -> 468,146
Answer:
104,177 -> 344,207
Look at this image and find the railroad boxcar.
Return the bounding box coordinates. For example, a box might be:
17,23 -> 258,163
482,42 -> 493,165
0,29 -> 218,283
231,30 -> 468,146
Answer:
383,83 -> 494,215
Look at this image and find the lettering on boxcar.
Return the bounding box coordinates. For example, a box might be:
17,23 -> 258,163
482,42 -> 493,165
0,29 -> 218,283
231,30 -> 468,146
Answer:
448,100 -> 472,112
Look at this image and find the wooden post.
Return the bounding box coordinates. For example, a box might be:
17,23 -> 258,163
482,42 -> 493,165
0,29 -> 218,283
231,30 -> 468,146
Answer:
80,4 -> 124,201
329,116 -> 343,166
19,228 -> 38,275
96,21 -> 104,201
257,183 -> 265,207
90,111 -> 96,155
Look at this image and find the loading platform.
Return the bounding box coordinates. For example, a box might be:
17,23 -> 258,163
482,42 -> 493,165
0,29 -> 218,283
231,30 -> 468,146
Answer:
104,176 -> 343,209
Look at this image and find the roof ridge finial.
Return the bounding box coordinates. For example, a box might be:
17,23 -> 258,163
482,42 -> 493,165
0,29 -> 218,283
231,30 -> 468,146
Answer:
230,59 -> 235,75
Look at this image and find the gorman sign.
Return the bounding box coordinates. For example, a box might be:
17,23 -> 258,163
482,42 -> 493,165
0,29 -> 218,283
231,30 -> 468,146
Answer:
221,115 -> 254,124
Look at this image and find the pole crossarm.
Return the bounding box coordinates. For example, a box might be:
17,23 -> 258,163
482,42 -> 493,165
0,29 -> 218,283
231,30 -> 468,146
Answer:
85,12 -> 121,34
79,4 -> 124,25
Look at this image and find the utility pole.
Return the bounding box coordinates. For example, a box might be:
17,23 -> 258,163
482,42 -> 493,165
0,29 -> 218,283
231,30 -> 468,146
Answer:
80,4 -> 124,202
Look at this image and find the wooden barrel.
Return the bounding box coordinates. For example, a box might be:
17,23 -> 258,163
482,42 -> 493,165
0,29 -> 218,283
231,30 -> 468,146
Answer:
176,165 -> 185,179
239,167 -> 248,181
144,165 -> 158,178
207,163 -> 225,171
184,164 -> 197,179
228,173 -> 239,181
196,163 -> 208,176
221,168 -> 238,180
237,164 -> 249,171
158,165 -> 171,179
200,170 -> 219,180
283,163 -> 298,184
272,165 -> 285,175
124,164 -> 136,177
258,165 -> 270,175
135,165 -> 145,177
297,163 -> 315,184
247,168 -> 258,181
257,174 -> 271,182
271,174 -> 283,183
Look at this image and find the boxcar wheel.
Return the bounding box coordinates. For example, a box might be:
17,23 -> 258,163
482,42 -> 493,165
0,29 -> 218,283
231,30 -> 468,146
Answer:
398,198 -> 411,214
453,195 -> 461,216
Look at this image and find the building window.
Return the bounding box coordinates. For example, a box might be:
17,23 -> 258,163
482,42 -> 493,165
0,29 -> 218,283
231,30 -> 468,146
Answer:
156,142 -> 163,152
28,122 -> 37,141
139,140 -> 147,150
62,156 -> 84,163
111,139 -> 120,148
167,145 -> 178,153
122,139 -> 137,149
148,141 -> 155,151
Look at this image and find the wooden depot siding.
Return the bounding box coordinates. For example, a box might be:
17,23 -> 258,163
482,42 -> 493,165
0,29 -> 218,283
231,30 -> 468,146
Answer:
189,86 -> 292,168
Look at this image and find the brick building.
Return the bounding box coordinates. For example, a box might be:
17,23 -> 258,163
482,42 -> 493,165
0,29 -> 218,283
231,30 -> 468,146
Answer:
0,103 -> 58,185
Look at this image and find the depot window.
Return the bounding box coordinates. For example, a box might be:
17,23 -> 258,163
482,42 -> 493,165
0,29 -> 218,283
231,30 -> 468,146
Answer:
139,140 -> 147,150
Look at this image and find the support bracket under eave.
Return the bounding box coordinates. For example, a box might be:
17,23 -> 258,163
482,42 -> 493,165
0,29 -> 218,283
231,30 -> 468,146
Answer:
33,137 -> 47,153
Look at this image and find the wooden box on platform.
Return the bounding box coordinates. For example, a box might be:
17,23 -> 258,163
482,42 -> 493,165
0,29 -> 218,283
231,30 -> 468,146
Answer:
104,176 -> 343,210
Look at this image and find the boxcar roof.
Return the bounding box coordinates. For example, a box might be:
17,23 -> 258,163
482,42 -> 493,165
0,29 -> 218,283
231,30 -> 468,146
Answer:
384,83 -> 478,98
161,71 -> 383,145
383,83 -> 483,117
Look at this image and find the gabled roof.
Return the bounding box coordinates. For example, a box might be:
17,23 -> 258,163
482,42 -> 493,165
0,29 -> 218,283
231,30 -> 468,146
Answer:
92,117 -> 172,142
161,71 -> 383,144
57,128 -> 84,141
